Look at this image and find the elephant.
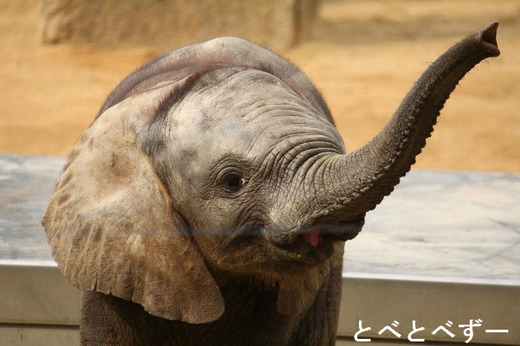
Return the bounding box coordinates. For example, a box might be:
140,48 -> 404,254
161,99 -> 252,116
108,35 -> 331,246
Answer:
42,23 -> 499,345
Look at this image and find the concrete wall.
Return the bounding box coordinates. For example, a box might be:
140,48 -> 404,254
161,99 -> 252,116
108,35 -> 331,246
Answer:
41,0 -> 321,51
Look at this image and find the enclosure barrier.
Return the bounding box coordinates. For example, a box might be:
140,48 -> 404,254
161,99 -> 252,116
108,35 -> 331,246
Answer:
0,155 -> 518,345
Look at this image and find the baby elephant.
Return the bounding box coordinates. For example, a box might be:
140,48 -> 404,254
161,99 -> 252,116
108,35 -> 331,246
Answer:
43,23 -> 499,345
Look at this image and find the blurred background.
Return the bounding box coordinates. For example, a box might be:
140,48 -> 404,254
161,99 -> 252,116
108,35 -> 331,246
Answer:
1,0 -> 519,172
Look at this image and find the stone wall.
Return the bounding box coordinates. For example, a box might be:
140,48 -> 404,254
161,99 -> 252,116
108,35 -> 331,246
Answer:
41,0 -> 321,51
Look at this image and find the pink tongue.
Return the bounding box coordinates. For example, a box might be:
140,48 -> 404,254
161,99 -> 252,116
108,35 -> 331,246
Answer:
303,232 -> 320,247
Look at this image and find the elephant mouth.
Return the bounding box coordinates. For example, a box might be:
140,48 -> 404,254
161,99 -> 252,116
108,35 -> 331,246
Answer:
299,219 -> 365,247
266,218 -> 365,249
260,219 -> 364,266
254,219 -> 364,267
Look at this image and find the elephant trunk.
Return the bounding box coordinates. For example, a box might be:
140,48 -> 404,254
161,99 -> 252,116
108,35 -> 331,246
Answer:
313,22 -> 500,225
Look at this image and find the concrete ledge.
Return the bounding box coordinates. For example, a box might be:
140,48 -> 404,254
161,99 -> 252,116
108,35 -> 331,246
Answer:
339,170 -> 520,345
338,276 -> 519,345
0,324 -> 78,346
0,263 -> 79,325
1,155 -> 518,345
41,0 -> 320,51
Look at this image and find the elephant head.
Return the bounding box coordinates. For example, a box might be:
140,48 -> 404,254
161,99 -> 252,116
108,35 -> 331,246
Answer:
42,23 -> 499,325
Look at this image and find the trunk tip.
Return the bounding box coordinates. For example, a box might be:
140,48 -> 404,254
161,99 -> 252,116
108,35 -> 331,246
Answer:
480,22 -> 500,57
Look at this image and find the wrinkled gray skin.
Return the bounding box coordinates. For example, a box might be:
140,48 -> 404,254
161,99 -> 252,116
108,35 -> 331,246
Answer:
43,23 -> 499,345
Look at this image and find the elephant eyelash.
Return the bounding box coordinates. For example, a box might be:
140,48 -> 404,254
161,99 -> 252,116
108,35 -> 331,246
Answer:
218,171 -> 248,193
207,155 -> 252,194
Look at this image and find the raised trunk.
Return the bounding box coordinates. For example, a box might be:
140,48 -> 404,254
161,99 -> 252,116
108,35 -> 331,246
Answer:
316,22 -> 500,222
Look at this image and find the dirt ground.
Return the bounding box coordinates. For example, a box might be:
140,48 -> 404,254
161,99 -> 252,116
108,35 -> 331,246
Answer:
1,0 -> 519,172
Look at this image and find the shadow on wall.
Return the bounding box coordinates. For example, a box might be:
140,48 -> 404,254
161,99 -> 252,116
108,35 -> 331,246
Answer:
41,0 -> 520,50
40,0 -> 321,51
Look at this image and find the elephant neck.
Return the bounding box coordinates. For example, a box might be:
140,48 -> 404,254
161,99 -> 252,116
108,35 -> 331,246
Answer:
80,277 -> 298,345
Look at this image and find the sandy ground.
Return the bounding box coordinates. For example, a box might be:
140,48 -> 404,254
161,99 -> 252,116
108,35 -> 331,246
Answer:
1,0 -> 519,172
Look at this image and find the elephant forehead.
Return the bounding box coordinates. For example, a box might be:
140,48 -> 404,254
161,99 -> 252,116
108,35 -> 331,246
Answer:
169,70 -> 339,156
175,71 -> 312,123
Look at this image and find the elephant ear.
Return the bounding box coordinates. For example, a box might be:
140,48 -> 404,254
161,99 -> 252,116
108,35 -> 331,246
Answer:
42,81 -> 224,324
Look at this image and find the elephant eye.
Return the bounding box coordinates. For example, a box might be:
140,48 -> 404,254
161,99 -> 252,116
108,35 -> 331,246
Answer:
220,172 -> 246,192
